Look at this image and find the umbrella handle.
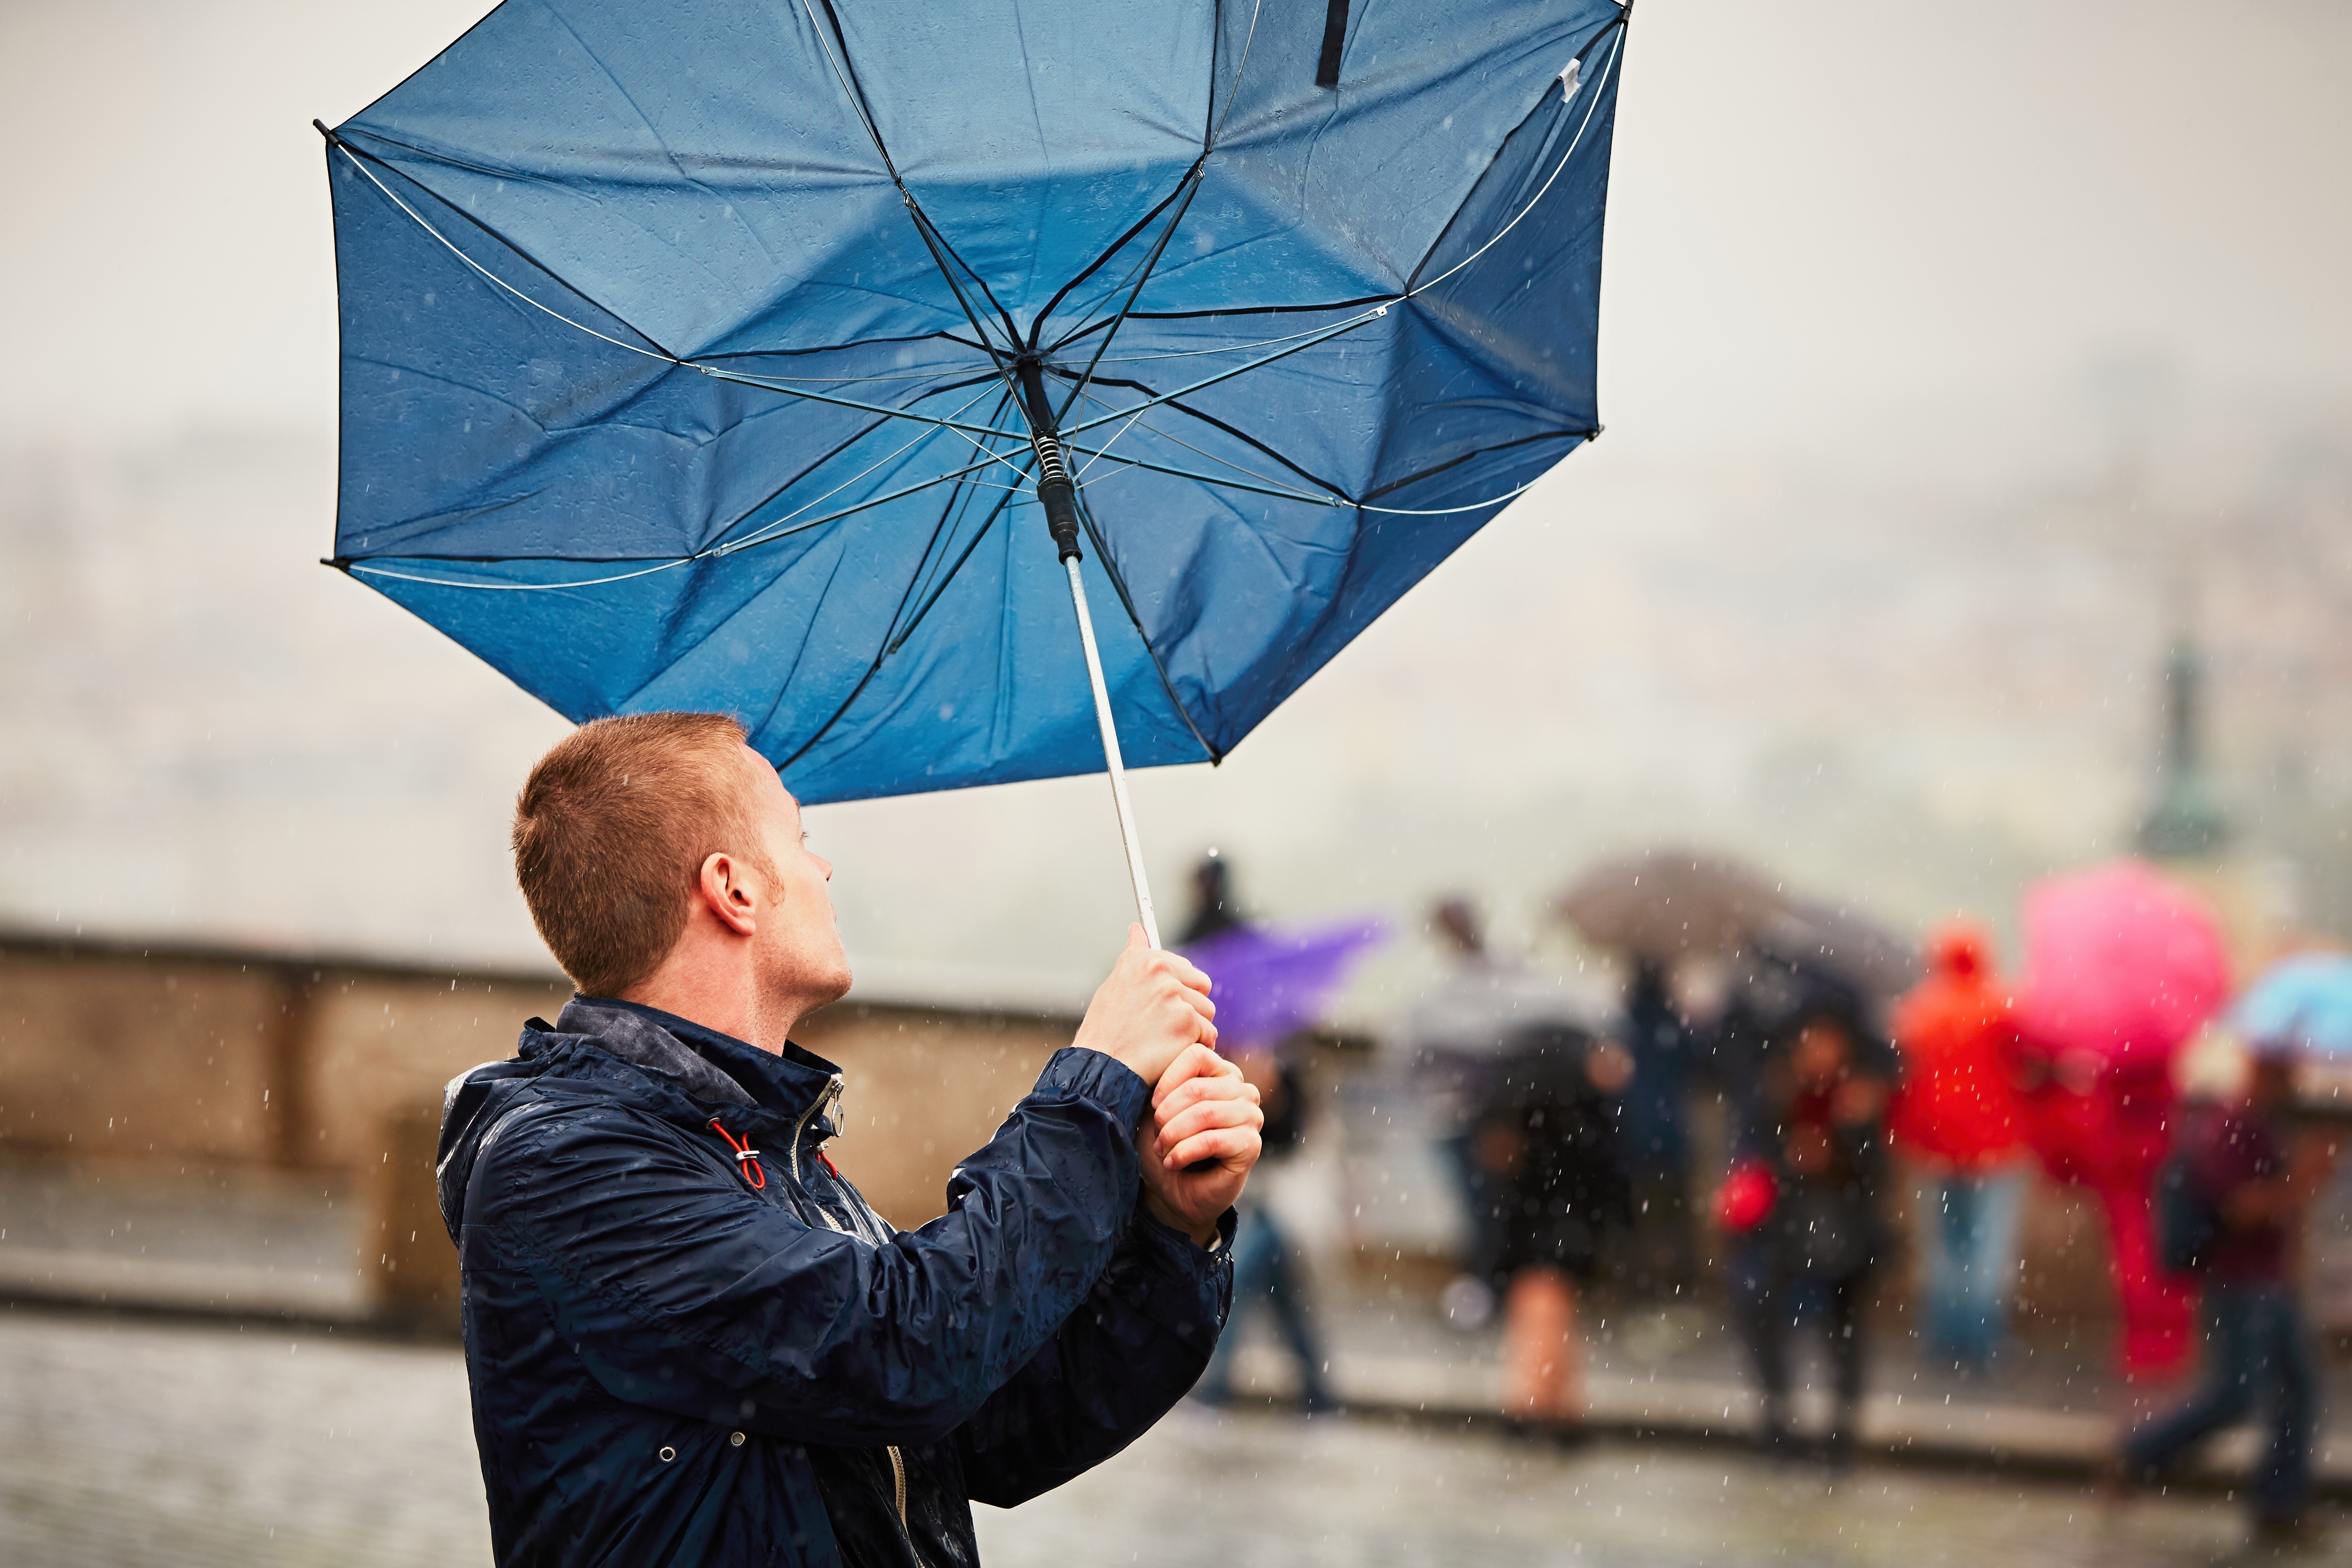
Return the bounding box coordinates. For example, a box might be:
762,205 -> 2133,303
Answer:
1062,554 -> 1163,950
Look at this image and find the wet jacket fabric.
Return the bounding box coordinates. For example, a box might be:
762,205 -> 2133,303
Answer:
436,996 -> 1231,1567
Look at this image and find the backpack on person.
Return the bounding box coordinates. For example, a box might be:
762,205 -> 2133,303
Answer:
2154,1143 -> 2222,1275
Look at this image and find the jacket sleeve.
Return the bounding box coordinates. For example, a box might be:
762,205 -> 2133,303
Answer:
953,1203 -> 1234,1507
465,1047 -> 1151,1449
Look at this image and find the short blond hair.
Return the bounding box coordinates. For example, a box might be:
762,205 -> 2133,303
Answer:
512,713 -> 771,997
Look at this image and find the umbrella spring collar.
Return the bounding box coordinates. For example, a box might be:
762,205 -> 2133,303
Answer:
1030,429 -> 1084,563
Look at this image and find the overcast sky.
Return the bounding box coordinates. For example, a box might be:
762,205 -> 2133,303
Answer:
4,0 -> 2345,462
2,0 -> 2348,1002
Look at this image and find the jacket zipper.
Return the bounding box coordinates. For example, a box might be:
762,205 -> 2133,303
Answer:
886,1444 -> 925,1568
788,1073 -> 844,1182
784,1073 -> 921,1566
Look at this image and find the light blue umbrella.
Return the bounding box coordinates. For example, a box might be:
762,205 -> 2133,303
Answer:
319,0 -> 1628,941
2234,953 -> 2352,1056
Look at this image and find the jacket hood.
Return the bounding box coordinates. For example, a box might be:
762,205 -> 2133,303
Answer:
1927,919 -> 1997,982
433,995 -> 844,1243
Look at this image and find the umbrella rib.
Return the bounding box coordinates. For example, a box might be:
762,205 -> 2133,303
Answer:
1052,165 -> 1213,428
1356,428 -> 1595,508
796,0 -> 1027,364
1053,37 -> 1622,449
1060,375 -> 1354,498
883,467 -> 1033,658
706,382 -> 1005,557
342,448 -> 1022,587
891,390 -> 1021,642
1402,18 -> 1625,297
1029,159 -> 1205,351
334,141 -> 1024,446
1073,490 -> 1222,764
777,470 -> 1031,771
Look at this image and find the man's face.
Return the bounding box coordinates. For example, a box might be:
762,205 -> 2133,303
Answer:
736,745 -> 853,1012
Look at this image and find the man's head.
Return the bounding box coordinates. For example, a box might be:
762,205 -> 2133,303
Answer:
512,714 -> 850,1035
2248,1043 -> 2301,1112
1432,896 -> 1483,958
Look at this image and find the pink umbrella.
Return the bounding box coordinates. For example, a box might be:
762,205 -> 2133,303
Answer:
2011,859 -> 2230,1378
2013,859 -> 2230,1069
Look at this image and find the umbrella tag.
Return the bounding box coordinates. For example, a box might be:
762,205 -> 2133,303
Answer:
1558,60 -> 1581,101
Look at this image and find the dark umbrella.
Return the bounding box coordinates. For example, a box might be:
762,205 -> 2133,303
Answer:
1756,898 -> 1923,998
316,0 -> 1630,943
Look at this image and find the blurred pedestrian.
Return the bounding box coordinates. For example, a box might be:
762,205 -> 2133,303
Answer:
1470,1023 -> 1635,1425
1717,1003 -> 1891,1467
1888,920 -> 2028,1374
1180,850 -> 1245,946
2117,1043 -> 2338,1547
1394,896 -> 1528,1327
1178,852 -> 1335,1414
1193,1046 -> 1334,1413
1616,957 -> 1699,1294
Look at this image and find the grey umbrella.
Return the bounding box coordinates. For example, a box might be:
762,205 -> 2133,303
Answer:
1554,850 -> 1795,959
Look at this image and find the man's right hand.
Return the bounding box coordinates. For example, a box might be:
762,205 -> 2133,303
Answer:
1072,925 -> 1217,1088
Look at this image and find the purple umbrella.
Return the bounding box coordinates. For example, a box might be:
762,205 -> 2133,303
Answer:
1180,920 -> 1390,1052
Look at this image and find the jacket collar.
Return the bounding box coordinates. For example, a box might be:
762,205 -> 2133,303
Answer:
553,995 -> 843,1131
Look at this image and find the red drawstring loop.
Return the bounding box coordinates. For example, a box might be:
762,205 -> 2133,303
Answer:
709,1119 -> 766,1191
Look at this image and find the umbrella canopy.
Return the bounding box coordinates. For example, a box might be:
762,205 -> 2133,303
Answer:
2234,952 -> 2352,1056
1757,898 -> 1923,998
2012,859 -> 2230,1069
1555,850 -> 1792,960
1178,918 -> 1387,1052
320,0 -> 1628,811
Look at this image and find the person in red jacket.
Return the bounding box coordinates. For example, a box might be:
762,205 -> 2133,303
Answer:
1889,920 -> 2028,1374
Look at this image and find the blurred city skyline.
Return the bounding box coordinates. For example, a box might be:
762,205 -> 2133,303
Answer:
2,0 -> 2348,1018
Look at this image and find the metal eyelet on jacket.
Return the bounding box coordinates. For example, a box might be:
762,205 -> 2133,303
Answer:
730,1430 -> 746,1447
658,1446 -> 677,1463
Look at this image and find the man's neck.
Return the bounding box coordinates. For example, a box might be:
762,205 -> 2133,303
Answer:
619,967 -> 801,1055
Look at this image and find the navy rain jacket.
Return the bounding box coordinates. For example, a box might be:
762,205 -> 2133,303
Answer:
436,996 -> 1232,1566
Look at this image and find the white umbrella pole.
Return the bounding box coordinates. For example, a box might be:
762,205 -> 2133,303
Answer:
1018,358 -> 1164,950
1062,555 -> 1162,950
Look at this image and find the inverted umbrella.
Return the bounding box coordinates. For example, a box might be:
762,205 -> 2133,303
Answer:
319,0 -> 1629,943
2234,952 -> 2352,1056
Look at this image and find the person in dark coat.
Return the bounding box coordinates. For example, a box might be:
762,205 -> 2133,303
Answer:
2118,1044 -> 2336,1547
1616,958 -> 1698,1294
1717,1001 -> 1890,1466
442,713 -> 1261,1567
1468,1022 -> 1634,1422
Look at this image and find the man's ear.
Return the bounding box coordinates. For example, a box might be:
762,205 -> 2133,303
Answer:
697,851 -> 759,937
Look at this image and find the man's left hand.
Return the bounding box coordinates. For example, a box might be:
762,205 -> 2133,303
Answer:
1137,1044 -> 1262,1247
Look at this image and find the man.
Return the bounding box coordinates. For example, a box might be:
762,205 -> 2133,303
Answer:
437,713 -> 1262,1566
2118,1043 -> 2333,1546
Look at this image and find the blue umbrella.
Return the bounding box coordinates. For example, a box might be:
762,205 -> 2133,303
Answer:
2234,953 -> 2352,1056
320,0 -> 1627,941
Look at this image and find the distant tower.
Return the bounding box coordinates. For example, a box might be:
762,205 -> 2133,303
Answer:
2136,637 -> 2230,860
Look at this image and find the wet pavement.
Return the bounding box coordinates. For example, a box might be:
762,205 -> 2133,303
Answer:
1,1306 -> 2339,1568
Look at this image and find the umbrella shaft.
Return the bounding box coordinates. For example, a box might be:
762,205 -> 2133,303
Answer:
1063,556 -> 1161,950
